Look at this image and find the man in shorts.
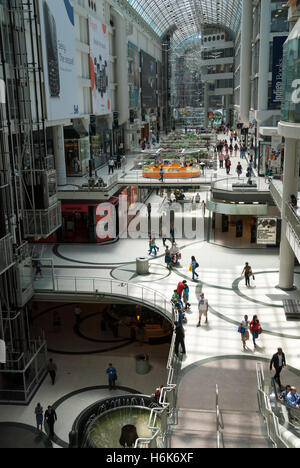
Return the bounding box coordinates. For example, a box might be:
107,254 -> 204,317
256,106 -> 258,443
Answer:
197,293 -> 208,327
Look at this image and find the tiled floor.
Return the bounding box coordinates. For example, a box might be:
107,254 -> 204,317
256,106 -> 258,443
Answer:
2,139 -> 300,448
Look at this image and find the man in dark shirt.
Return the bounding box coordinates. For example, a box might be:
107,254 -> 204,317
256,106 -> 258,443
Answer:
174,321 -> 186,357
270,348 -> 286,388
45,406 -> 57,439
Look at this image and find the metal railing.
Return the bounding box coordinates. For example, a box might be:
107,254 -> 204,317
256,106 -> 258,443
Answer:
216,385 -> 224,448
212,176 -> 270,192
269,179 -> 283,210
0,234 -> 15,275
35,271 -> 178,448
23,201 -> 62,238
256,362 -> 299,448
134,308 -> 178,448
35,274 -> 174,322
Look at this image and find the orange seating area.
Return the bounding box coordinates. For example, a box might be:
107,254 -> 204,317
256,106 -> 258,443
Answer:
142,163 -> 201,179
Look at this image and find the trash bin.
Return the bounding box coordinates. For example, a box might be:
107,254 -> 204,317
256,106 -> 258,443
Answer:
136,354 -> 150,374
136,257 -> 149,275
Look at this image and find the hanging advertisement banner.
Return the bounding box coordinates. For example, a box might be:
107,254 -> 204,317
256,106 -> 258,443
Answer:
89,16 -> 111,116
271,36 -> 288,106
0,339 -> 5,364
39,0 -> 79,120
257,217 -> 278,245
128,42 -> 140,111
141,50 -> 157,109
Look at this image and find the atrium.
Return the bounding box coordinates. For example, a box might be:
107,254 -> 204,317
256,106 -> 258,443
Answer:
0,0 -> 300,450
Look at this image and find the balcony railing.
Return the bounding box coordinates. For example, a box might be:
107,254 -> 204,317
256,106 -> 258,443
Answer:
23,201 -> 62,238
269,179 -> 283,210
0,234 -> 14,275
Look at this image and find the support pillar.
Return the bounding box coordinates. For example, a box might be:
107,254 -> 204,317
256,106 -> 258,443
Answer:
53,125 -> 67,186
240,0 -> 253,125
257,0 -> 271,113
279,137 -> 299,290
204,82 -> 209,129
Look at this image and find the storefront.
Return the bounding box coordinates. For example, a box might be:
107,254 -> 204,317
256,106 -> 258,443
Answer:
60,197 -> 119,244
208,201 -> 281,248
258,127 -> 284,178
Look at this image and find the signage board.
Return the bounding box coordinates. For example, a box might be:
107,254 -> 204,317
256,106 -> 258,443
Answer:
257,217 -> 278,245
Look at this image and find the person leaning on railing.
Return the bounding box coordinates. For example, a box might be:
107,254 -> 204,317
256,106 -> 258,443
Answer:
286,387 -> 300,409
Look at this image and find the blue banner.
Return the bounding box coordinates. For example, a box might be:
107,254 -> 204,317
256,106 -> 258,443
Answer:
271,36 -> 287,106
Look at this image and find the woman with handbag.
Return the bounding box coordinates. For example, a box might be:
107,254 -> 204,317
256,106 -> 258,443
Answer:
239,315 -> 250,350
250,315 -> 261,349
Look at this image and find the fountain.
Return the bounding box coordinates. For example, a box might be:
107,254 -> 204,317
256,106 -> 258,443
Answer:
70,395 -> 164,449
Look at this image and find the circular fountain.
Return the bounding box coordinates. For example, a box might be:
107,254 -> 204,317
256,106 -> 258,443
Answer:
70,395 -> 163,449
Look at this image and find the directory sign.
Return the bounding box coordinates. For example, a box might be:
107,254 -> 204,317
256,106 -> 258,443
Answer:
89,16 -> 111,116
257,217 -> 278,245
39,0 -> 79,120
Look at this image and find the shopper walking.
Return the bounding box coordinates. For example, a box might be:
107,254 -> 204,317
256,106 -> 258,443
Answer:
270,348 -> 286,388
236,162 -> 242,179
183,283 -> 191,310
165,246 -> 172,269
250,315 -> 261,348
121,155 -> 127,174
149,237 -> 158,256
47,359 -> 57,385
108,158 -> 115,175
219,152 -> 224,169
159,165 -> 164,182
35,403 -> 44,432
174,321 -> 186,358
44,406 -> 57,439
242,262 -> 252,287
106,363 -> 117,390
225,158 -> 231,175
239,315 -> 250,350
197,293 -> 208,327
191,256 -> 199,281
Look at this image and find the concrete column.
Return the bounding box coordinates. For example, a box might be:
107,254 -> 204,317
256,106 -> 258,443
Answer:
53,125 -> 66,186
257,0 -> 271,113
204,82 -> 209,128
240,0 -> 253,124
279,138 -> 299,289
113,10 -> 129,126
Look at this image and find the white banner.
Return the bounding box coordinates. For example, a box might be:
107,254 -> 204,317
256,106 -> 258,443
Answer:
0,339 -> 6,364
89,16 -> 111,116
39,0 -> 79,120
0,79 -> 5,104
257,217 -> 278,245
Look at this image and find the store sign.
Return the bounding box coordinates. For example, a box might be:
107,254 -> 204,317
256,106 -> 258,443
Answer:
257,217 -> 278,245
271,36 -> 287,106
89,17 -> 111,116
0,79 -> 5,104
39,0 -> 79,120
0,339 -> 5,364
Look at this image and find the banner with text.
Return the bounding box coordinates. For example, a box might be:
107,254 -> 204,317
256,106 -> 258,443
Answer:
39,0 -> 79,120
89,16 -> 111,116
271,36 -> 288,106
257,217 -> 278,245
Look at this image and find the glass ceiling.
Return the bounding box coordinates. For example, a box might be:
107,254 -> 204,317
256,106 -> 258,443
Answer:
127,0 -> 242,45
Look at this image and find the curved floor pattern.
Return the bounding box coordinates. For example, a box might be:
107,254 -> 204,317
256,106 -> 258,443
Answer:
111,263 -> 170,283
0,423 -> 53,449
32,304 -> 133,355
